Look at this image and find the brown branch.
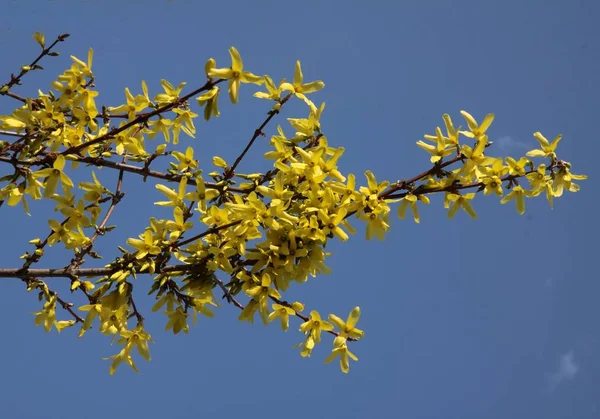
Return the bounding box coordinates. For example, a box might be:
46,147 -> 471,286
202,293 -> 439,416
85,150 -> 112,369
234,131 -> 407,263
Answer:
1,33 -> 69,102
0,130 -> 23,137
0,154 -> 255,196
0,262 -> 217,279
1,91 -> 28,103
225,92 -> 294,180
384,162 -> 557,200
55,293 -> 85,323
379,155 -> 464,200
128,282 -> 145,324
213,276 -> 244,309
22,276 -> 84,323
172,220 -> 242,249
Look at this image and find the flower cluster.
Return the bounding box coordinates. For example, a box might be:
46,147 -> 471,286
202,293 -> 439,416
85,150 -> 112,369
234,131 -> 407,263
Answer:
0,34 -> 585,375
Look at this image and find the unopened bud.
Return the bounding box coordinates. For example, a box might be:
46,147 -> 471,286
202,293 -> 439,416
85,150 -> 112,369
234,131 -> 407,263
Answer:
205,58 -> 216,77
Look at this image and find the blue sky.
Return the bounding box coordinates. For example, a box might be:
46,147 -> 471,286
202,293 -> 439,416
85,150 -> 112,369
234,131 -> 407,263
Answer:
0,1 -> 598,418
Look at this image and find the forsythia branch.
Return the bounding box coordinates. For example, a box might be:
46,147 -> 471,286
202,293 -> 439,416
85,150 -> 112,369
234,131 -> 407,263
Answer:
0,33 -> 586,376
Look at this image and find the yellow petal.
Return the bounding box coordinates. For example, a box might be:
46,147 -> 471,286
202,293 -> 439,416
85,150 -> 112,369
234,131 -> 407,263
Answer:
229,47 -> 243,72
293,60 -> 303,86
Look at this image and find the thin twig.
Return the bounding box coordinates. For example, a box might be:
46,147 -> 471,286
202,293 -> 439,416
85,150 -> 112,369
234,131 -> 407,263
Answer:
225,92 -> 293,180
213,276 -> 244,310
1,33 -> 69,102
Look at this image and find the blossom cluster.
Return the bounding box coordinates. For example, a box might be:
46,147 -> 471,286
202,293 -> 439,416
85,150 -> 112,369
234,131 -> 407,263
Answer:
0,33 -> 585,374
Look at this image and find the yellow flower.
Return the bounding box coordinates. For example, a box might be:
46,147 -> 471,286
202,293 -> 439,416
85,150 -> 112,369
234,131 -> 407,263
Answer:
61,199 -> 92,230
441,113 -> 461,146
155,178 -> 188,208
328,306 -> 364,339
482,176 -> 503,196
32,155 -> 74,198
207,246 -> 236,274
505,157 -> 529,176
362,209 -> 390,241
72,91 -> 99,131
172,108 -> 198,143
0,115 -> 27,131
256,171 -> 294,210
108,86 -> 150,120
318,208 -> 349,241
245,272 -> 281,322
324,335 -> 358,374
146,117 -> 173,143
78,303 -> 102,337
3,182 -> 29,214
299,310 -> 333,344
460,143 -> 495,176
417,127 -> 454,163
526,132 -> 562,159
460,110 -> 494,141
281,61 -> 325,102
104,327 -> 152,375
79,171 -> 107,202
446,192 -> 477,219
112,124 -> 146,155
207,47 -> 263,104
552,164 -> 587,197
359,170 -> 390,211
165,307 -> 189,334
127,230 -> 162,259
287,101 -> 325,136
397,193 -> 430,223
500,185 -> 533,215
202,205 -> 231,227
166,206 -> 194,241
171,146 -> 198,172
238,299 -> 259,324
254,75 -> 285,102
184,175 -> 219,213
33,296 -> 57,332
120,327 -> 152,361
526,164 -> 554,207
295,335 -> 316,357
154,79 -> 186,105
70,48 -> 94,78
268,303 -> 296,331
196,86 -> 220,120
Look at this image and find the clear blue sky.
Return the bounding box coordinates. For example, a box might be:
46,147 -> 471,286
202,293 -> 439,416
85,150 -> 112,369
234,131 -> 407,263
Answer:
1,1 -> 598,418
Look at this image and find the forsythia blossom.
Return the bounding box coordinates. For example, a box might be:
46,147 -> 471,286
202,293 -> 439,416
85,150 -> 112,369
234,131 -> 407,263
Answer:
0,34 -> 585,376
